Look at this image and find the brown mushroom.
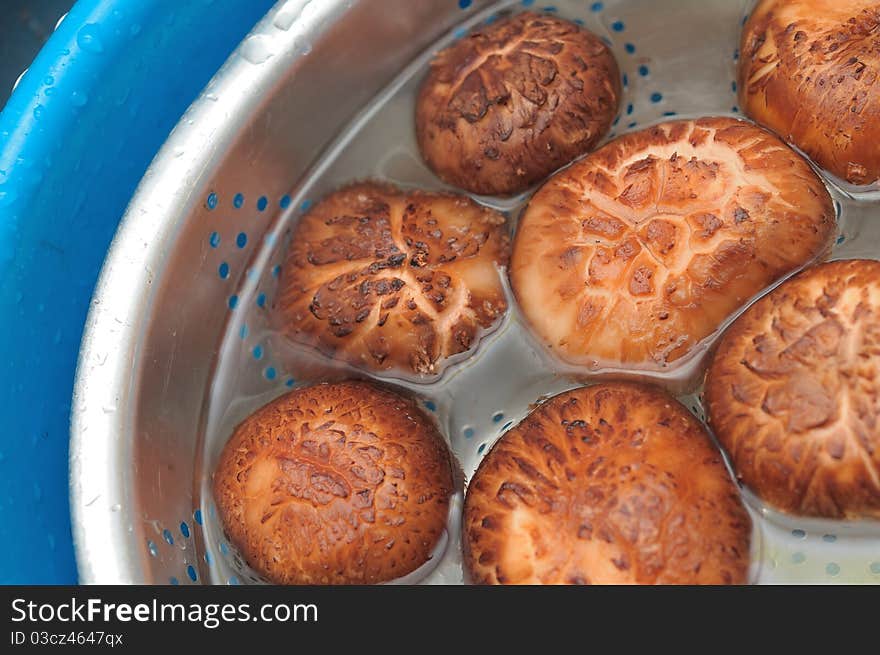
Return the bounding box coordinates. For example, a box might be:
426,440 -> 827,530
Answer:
510,117 -> 835,369
415,11 -> 621,196
739,0 -> 880,186
463,383 -> 752,585
213,381 -> 455,584
705,259 -> 880,519
273,182 -> 510,376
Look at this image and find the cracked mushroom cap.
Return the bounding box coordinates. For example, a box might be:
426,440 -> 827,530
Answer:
213,381 -> 455,584
274,182 -> 509,376
510,117 -> 835,369
705,259 -> 880,519
463,383 -> 751,585
739,0 -> 880,186
416,11 -> 621,196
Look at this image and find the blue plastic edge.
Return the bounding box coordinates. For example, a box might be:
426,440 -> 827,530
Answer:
0,0 -> 274,583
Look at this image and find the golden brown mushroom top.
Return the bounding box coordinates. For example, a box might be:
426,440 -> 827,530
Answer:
706,259 -> 880,519
274,182 -> 510,377
739,0 -> 880,185
213,381 -> 455,584
416,11 -> 621,196
463,383 -> 751,585
510,117 -> 835,370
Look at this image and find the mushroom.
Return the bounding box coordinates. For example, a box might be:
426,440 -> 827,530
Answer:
213,381 -> 455,584
739,0 -> 880,185
706,259 -> 880,519
416,11 -> 621,196
510,117 -> 835,369
274,182 -> 510,376
463,382 -> 752,584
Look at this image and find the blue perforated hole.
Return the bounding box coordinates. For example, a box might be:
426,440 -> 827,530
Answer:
624,43 -> 635,54
147,540 -> 158,557
233,193 -> 244,209
272,265 -> 282,278
622,73 -> 629,87
458,0 -> 471,8
285,377 -> 296,387
590,1 -> 603,11
205,552 -> 212,566
219,541 -> 229,556
611,20 -> 625,32
170,577 -> 179,585
257,196 -> 268,211
209,231 -> 220,248
193,509 -> 203,526
650,92 -> 663,103
187,565 -> 197,581
228,295 -> 239,309
492,412 -> 504,423
463,427 -> 475,439
626,103 -> 634,115
229,576 -> 240,585
731,81 -> 737,93
218,262 -> 230,279
253,344 -> 263,360
180,522 -> 190,539
638,65 -> 649,77
478,443 -> 487,454
236,232 -> 248,248
206,192 -> 218,210
240,323 -> 249,339
265,366 -> 276,380
822,534 -> 836,543
256,293 -> 267,308
300,199 -> 312,212
163,529 -> 174,545
280,194 -> 291,209
425,400 -> 437,412
791,552 -> 806,564
791,529 -> 806,539
825,562 -> 840,576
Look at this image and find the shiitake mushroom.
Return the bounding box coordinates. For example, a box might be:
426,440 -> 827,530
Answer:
213,381 -> 455,584
510,117 -> 835,369
463,383 -> 752,584
274,182 -> 509,376
739,0 -> 880,186
416,11 -> 621,196
706,259 -> 880,519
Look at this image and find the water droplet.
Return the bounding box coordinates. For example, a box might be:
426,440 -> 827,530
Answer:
130,23 -> 142,37
0,188 -> 17,208
71,91 -> 89,107
205,93 -> 218,102
101,404 -> 117,414
241,35 -> 274,64
173,148 -> 185,158
274,5 -> 300,30
111,503 -> 121,512
33,106 -> 44,120
77,24 -> 105,54
44,75 -> 54,86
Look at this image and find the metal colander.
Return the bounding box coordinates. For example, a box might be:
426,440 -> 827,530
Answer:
71,0 -> 880,585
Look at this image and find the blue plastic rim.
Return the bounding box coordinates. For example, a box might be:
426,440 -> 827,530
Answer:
0,0 -> 274,583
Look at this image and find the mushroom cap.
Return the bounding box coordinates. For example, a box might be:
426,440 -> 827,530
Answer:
213,381 -> 455,584
416,11 -> 621,196
463,383 -> 751,585
739,0 -> 880,185
706,259 -> 880,519
274,182 -> 509,376
510,117 -> 835,369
